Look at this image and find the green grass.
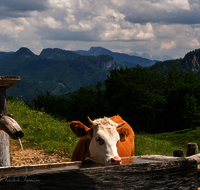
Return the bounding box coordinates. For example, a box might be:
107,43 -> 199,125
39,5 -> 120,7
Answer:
7,99 -> 200,159
135,134 -> 182,156
135,128 -> 200,157
7,99 -> 79,157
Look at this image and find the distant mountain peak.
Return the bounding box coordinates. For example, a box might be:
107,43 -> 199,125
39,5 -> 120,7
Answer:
141,52 -> 151,59
15,47 -> 36,58
39,48 -> 80,60
88,46 -> 112,55
76,46 -> 156,67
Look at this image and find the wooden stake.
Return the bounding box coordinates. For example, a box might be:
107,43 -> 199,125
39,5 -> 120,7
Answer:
0,87 -> 10,166
173,150 -> 184,157
186,143 -> 198,157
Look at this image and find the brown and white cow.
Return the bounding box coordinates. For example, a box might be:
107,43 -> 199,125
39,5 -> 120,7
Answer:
70,115 -> 135,165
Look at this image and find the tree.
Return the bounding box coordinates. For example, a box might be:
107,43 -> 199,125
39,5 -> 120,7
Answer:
183,94 -> 200,129
104,65 -> 167,133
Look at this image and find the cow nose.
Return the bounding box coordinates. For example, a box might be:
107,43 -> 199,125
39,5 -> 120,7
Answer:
110,156 -> 122,165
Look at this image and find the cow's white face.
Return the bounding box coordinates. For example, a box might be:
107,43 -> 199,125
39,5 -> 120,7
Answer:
87,117 -> 122,165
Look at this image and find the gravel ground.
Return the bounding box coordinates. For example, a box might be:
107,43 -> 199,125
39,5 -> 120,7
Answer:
9,138 -> 71,166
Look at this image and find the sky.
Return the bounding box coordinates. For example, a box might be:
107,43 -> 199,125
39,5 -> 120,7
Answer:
0,0 -> 200,60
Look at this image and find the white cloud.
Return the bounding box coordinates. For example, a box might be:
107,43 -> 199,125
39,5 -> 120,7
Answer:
160,41 -> 176,50
163,0 -> 190,11
0,0 -> 200,59
189,39 -> 200,48
42,17 -> 63,29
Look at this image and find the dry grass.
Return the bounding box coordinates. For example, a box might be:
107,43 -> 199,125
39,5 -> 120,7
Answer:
9,138 -> 71,166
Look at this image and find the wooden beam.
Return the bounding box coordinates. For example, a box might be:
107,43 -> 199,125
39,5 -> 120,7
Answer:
0,157 -> 197,189
0,76 -> 21,89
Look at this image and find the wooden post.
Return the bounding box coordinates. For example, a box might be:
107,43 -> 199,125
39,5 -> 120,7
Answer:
0,88 -> 10,166
0,76 -> 21,167
186,143 -> 198,157
173,150 -> 184,157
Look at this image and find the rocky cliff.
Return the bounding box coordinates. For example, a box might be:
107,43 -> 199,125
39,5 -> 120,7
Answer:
179,49 -> 200,73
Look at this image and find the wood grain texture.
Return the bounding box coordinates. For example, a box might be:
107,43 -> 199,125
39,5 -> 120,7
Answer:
0,116 -> 24,139
0,88 -> 9,167
0,158 -> 198,190
0,76 -> 21,89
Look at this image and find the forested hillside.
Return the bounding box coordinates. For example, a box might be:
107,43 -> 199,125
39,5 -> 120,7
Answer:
32,65 -> 200,134
149,48 -> 200,74
0,47 -> 120,101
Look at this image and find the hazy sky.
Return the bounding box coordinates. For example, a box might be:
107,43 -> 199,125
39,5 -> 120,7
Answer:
0,0 -> 200,60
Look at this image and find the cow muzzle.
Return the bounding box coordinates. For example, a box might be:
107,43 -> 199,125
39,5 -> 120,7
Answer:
110,156 -> 122,165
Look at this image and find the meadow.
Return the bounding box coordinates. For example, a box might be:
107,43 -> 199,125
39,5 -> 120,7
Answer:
7,98 -> 200,159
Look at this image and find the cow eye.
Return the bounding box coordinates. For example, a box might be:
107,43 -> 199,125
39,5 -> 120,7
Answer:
96,137 -> 101,141
96,137 -> 104,145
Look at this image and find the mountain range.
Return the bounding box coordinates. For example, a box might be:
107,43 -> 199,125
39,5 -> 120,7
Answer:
0,47 -> 121,100
149,48 -> 200,74
0,52 -> 13,59
75,47 -> 157,67
0,46 -> 200,101
0,46 -> 157,100
129,52 -> 173,61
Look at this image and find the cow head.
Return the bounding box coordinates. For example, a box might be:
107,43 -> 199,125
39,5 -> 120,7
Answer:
70,116 -> 131,165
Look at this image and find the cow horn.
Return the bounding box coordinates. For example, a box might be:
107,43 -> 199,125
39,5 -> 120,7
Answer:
117,122 -> 125,128
87,116 -> 93,125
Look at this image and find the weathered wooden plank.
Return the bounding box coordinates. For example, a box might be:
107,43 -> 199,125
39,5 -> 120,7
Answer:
0,158 -> 197,190
0,76 -> 21,89
187,154 -> 200,164
0,161 -> 82,176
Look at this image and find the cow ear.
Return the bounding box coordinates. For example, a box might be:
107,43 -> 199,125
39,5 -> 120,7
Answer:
70,121 -> 90,138
117,122 -> 125,128
117,126 -> 130,142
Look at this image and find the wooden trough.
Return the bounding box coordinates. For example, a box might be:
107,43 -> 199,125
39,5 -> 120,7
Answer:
0,154 -> 199,190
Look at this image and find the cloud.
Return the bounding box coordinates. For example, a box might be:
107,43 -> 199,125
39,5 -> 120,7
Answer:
0,0 -> 49,18
119,0 -> 200,25
189,39 -> 200,48
0,0 -> 200,59
160,41 -> 176,50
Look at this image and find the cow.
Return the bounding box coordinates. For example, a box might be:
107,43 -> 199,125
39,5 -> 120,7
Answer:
70,115 -> 135,165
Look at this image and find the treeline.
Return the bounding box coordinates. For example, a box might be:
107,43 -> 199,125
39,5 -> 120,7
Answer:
30,65 -> 200,133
